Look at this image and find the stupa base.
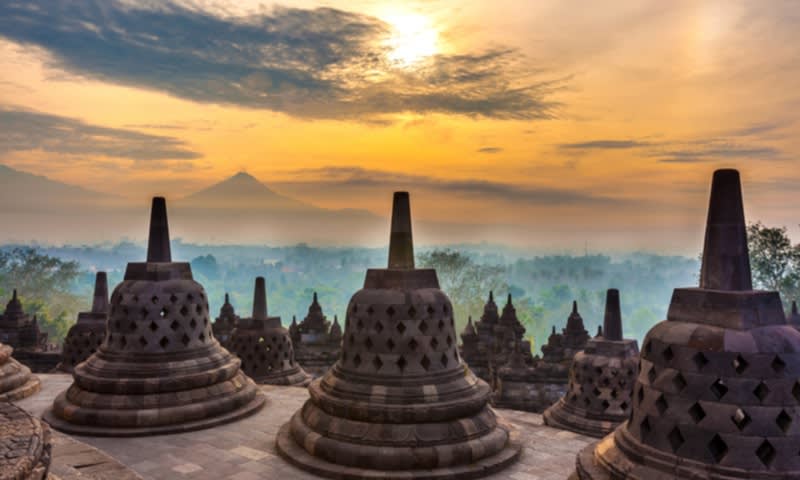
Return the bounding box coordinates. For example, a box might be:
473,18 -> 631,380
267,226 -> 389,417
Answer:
42,392 -> 266,437
256,369 -> 312,387
573,425 -> 800,480
276,422 -> 521,480
543,399 -> 621,439
0,375 -> 41,402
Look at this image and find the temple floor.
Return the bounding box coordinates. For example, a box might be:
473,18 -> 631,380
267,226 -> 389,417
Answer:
17,374 -> 592,480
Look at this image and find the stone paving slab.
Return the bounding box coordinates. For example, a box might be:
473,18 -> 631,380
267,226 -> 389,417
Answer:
17,374 -> 592,480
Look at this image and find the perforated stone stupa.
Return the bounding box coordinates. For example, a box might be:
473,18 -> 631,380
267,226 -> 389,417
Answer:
45,197 -> 265,436
227,277 -> 310,386
276,191 -> 521,479
0,402 -> 51,480
0,341 -> 40,401
292,292 -> 342,377
212,293 -> 239,346
0,290 -> 47,350
574,169 -> 800,480
544,289 -> 639,438
58,271 -> 109,373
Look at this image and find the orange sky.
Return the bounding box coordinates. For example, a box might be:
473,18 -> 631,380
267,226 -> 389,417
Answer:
0,0 -> 797,251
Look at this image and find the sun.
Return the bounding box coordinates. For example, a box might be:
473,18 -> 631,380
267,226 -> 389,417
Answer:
383,12 -> 439,67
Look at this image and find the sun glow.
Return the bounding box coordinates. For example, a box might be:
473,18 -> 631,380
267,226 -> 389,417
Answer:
383,12 -> 439,67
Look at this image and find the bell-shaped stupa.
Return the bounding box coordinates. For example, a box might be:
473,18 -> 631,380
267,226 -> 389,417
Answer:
45,197 -> 265,436
276,192 -> 520,479
58,272 -> 109,373
212,293 -> 239,346
574,169 -> 800,479
227,277 -> 310,386
543,289 -> 640,438
0,341 -> 40,401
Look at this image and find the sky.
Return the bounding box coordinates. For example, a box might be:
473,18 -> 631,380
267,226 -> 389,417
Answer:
0,0 -> 798,252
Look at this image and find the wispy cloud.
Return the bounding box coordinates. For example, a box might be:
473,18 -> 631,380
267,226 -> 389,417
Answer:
276,166 -> 622,205
559,140 -> 649,150
0,1 -> 562,121
477,147 -> 503,154
558,132 -> 781,164
655,142 -> 781,164
0,105 -> 200,161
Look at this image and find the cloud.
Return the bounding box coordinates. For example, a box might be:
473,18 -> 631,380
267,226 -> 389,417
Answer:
653,141 -> 781,164
477,147 -> 503,154
559,140 -> 649,150
557,134 -> 781,163
0,1 -> 561,121
276,166 -> 622,206
0,105 -> 200,161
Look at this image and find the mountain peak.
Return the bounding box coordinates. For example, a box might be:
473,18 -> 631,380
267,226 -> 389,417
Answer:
231,171 -> 258,182
181,170 -> 314,212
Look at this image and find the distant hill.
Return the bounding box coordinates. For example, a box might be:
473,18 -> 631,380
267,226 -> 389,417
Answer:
0,164 -> 115,212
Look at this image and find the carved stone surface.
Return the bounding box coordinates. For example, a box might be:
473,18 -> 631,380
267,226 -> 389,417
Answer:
45,197 -> 265,436
293,293 -> 341,378
493,301 -> 591,413
276,191 -> 520,479
0,290 -> 47,351
461,292 -> 533,386
227,277 -> 310,386
575,169 -> 800,479
544,289 -> 639,438
58,272 -> 109,373
0,342 -> 40,401
212,293 -> 239,346
0,402 -> 50,480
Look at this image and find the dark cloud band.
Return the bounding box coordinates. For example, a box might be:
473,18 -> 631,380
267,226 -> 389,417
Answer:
0,106 -> 200,160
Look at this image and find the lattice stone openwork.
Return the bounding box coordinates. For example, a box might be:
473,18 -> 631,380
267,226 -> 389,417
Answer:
276,192 -> 521,479
0,342 -> 40,401
226,277 -> 310,386
543,289 -> 639,438
58,271 -> 109,373
45,197 -> 265,436
574,169 -> 800,480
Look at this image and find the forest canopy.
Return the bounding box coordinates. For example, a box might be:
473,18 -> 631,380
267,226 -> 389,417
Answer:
2,220 -> 797,349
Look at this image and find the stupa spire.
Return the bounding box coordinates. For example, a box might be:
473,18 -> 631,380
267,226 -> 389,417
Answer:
90,272 -> 108,314
602,289 -> 622,341
699,169 -> 752,291
146,197 -> 171,263
387,192 -> 414,269
252,276 -> 268,320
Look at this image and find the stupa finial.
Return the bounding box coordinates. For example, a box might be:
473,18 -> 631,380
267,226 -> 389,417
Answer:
387,192 -> 414,269
603,289 -> 622,341
252,276 -> 268,320
146,197 -> 171,263
572,300 -> 578,314
699,169 -> 752,291
91,272 -> 109,313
